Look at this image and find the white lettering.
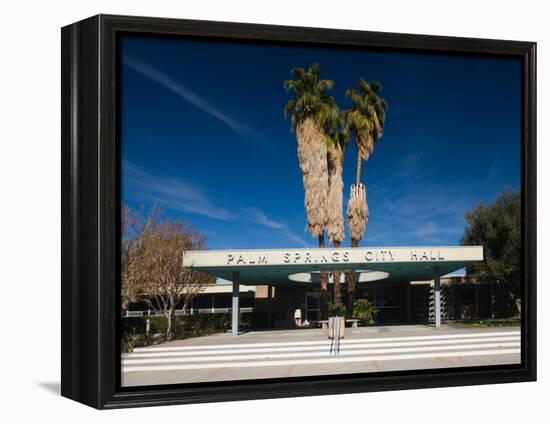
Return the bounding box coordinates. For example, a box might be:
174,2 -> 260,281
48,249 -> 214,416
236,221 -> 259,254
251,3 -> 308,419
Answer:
227,248 -> 444,266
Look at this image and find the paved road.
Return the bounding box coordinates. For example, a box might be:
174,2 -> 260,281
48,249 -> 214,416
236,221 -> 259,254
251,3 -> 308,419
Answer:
121,325 -> 520,387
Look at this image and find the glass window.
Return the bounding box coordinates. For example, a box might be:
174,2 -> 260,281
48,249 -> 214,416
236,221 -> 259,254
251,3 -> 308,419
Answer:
461,288 -> 476,304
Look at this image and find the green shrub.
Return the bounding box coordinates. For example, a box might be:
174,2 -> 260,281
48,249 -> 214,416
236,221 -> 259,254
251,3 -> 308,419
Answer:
121,327 -> 153,353
452,317 -> 521,327
121,317 -> 146,335
327,302 -> 346,317
121,312 -> 253,346
122,334 -> 134,353
148,315 -> 169,335
175,313 -> 236,338
352,299 -> 378,322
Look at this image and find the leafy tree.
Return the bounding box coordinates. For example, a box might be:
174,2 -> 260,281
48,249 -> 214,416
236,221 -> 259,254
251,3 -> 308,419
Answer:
121,205 -> 155,316
461,191 -> 521,316
122,206 -> 214,340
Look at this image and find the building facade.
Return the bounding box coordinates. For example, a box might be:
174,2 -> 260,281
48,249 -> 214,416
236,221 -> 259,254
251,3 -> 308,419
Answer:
252,276 -> 500,328
126,276 -> 513,328
125,246 -> 518,332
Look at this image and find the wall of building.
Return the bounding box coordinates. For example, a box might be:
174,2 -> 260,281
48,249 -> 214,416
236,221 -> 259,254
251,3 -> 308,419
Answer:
252,285 -> 274,328
126,280 -> 504,326
272,287 -> 307,328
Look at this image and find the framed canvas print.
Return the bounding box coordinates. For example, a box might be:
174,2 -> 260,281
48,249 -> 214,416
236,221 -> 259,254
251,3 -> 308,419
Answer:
61,14 -> 536,409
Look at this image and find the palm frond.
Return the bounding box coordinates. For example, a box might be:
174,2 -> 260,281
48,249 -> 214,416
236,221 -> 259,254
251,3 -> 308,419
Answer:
283,63 -> 336,129
345,78 -> 389,159
369,81 -> 382,93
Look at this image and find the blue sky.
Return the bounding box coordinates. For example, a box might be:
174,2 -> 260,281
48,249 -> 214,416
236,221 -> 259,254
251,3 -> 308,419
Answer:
121,35 -> 521,250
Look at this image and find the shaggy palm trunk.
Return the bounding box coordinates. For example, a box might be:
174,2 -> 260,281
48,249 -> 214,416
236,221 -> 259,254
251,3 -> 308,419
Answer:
347,184 -> 369,244
296,117 -> 329,319
346,181 -> 367,317
332,241 -> 342,310
296,117 -> 329,238
327,142 -> 344,312
319,234 -> 329,319
355,151 -> 362,187
346,239 -> 359,317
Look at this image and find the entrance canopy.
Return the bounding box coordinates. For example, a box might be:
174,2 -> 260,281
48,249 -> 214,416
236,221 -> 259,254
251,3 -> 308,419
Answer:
183,246 -> 483,286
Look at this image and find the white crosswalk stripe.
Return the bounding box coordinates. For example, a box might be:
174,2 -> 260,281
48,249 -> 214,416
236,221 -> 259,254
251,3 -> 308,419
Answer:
130,330 -> 520,352
122,331 -> 520,373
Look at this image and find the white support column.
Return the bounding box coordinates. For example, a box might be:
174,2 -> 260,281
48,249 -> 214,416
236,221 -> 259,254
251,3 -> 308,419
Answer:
434,266 -> 441,328
267,284 -> 272,329
232,271 -> 240,336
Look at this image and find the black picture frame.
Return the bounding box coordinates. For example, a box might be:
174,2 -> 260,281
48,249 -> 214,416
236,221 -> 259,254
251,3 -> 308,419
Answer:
61,14 -> 537,409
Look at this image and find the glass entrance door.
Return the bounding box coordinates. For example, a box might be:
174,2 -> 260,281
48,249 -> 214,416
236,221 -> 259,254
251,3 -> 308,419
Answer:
373,285 -> 401,322
305,293 -> 320,322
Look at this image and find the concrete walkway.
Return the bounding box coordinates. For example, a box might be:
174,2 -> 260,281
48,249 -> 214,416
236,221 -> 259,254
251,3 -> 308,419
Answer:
122,325 -> 520,387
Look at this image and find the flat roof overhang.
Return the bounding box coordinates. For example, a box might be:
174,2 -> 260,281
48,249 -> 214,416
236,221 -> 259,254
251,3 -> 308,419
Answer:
183,246 -> 483,287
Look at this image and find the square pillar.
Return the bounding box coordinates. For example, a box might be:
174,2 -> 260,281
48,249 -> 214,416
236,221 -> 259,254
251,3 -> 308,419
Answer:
267,284 -> 272,329
232,271 -> 240,336
434,266 -> 441,328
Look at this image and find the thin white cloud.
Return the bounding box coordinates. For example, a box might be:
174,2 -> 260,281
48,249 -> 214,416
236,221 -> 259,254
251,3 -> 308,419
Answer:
407,221 -> 463,241
123,55 -> 266,144
124,163 -> 307,245
398,151 -> 424,177
124,161 -> 235,221
243,207 -> 286,230
243,207 -> 307,247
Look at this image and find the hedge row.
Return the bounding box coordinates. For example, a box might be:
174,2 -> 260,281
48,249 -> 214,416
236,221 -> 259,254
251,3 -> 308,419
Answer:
122,313 -> 252,352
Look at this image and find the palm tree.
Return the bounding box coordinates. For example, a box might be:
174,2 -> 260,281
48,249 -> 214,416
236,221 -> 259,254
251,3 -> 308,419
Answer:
344,79 -> 388,314
284,63 -> 337,319
324,108 -> 349,310
346,79 -> 387,189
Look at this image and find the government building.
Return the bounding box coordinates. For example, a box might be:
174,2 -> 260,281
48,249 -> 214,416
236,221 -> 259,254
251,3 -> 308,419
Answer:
125,245 -> 517,333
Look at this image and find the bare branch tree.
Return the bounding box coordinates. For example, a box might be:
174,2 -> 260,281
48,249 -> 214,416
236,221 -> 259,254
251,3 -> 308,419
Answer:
121,205 -> 154,315
122,206 -> 214,339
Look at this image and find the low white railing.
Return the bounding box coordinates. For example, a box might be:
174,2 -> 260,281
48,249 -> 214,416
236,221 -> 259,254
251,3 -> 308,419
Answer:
123,307 -> 254,318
